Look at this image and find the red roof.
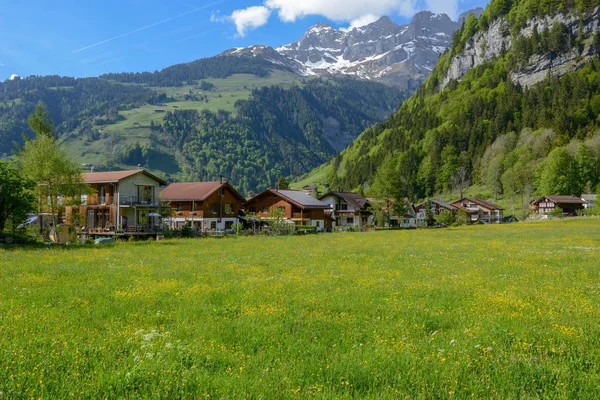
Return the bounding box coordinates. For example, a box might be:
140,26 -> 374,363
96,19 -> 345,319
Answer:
160,182 -> 245,202
82,169 -> 166,184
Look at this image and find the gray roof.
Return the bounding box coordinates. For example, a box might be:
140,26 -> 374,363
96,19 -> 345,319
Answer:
416,199 -> 458,211
319,191 -> 370,210
582,194 -> 597,202
275,190 -> 330,208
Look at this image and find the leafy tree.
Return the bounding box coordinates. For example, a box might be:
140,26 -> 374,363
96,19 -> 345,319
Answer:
18,105 -> 90,225
276,176 -> 290,190
574,144 -> 597,192
538,147 -> 579,195
436,209 -> 457,227
27,102 -> 55,139
0,161 -> 35,235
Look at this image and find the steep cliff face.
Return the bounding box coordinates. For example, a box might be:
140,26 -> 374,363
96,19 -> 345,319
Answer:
442,6 -> 600,88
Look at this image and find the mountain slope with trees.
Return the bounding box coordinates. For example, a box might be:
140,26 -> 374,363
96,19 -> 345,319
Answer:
305,0 -> 600,215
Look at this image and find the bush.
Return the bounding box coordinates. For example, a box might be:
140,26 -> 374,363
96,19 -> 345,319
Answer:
181,224 -> 194,238
436,210 -> 457,227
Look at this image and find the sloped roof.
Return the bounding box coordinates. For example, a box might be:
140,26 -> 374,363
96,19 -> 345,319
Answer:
416,199 -> 458,211
581,194 -> 597,202
83,169 -> 166,185
276,190 -> 330,208
543,195 -> 585,205
249,189 -> 329,209
453,198 -> 504,210
161,182 -> 245,202
319,191 -> 370,210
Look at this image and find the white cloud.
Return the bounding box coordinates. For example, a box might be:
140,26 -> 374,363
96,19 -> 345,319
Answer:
264,0 -> 419,21
230,6 -> 271,37
425,0 -> 458,20
344,14 -> 381,31
221,0 -> 462,38
9,74 -> 20,80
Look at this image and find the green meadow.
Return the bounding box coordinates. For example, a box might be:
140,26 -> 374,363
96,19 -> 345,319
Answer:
2,219 -> 600,398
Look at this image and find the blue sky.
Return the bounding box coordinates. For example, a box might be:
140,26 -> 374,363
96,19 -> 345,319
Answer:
0,0 -> 489,81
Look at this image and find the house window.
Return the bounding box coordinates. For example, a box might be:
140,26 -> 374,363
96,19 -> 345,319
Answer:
191,202 -> 197,212
177,203 -> 183,212
224,203 -> 233,214
340,203 -> 348,211
139,186 -> 153,204
225,221 -> 233,229
210,203 -> 217,214
210,221 -> 216,230
315,221 -> 321,228
347,217 -> 354,224
249,206 -> 256,213
262,206 -> 268,213
99,186 -> 106,204
277,206 -> 285,213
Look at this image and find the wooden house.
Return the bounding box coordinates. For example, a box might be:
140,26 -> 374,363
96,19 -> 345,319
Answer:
451,198 -> 504,223
530,195 -> 585,216
318,191 -> 372,227
246,189 -> 330,231
415,199 -> 458,226
160,181 -> 246,231
65,169 -> 167,236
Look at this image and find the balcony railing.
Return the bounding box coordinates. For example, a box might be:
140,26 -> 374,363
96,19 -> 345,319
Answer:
119,196 -> 159,206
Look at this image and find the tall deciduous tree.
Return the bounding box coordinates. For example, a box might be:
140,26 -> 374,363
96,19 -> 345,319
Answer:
18,104 -> 89,226
538,147 -> 579,195
0,161 -> 36,235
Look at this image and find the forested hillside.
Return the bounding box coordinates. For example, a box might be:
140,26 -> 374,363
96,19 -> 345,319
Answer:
157,78 -> 405,194
0,63 -> 405,193
310,0 -> 600,211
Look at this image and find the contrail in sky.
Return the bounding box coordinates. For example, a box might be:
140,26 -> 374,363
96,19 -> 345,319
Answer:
73,0 -> 223,53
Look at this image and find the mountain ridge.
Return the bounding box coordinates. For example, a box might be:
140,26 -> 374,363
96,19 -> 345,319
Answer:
222,8 -> 484,89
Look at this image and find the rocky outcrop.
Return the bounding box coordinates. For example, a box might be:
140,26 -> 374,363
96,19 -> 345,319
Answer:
442,7 -> 600,89
223,9 -> 483,89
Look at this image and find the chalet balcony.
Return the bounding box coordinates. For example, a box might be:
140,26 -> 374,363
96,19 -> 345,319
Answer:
119,196 -> 160,207
86,196 -> 116,206
292,212 -> 311,220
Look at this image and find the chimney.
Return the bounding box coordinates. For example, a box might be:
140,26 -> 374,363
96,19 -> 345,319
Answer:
90,165 -> 94,173
137,164 -> 141,170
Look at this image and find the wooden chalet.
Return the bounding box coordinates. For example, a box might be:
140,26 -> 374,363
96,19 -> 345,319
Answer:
319,191 -> 372,227
160,181 -> 246,231
65,169 -> 167,236
451,198 -> 504,224
415,199 -> 458,226
530,195 -> 585,216
246,189 -> 330,230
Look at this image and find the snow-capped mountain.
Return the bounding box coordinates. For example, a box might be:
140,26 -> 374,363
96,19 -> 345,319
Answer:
221,9 -> 483,89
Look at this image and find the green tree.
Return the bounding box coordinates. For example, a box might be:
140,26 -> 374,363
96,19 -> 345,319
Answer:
538,147 -> 578,195
276,176 -> 290,190
0,161 -> 36,235
27,102 -> 55,139
575,145 -> 597,192
369,154 -> 401,225
18,105 -> 89,226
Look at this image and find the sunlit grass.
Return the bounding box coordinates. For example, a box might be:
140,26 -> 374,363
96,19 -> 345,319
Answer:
1,218 -> 600,398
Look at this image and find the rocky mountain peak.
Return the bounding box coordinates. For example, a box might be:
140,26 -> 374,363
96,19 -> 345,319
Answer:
227,8 -> 483,90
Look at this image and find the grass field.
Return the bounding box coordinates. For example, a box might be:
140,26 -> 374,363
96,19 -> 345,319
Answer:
2,219 -> 600,398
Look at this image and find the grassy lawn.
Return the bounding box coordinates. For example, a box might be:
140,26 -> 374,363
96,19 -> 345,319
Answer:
2,219 -> 600,398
